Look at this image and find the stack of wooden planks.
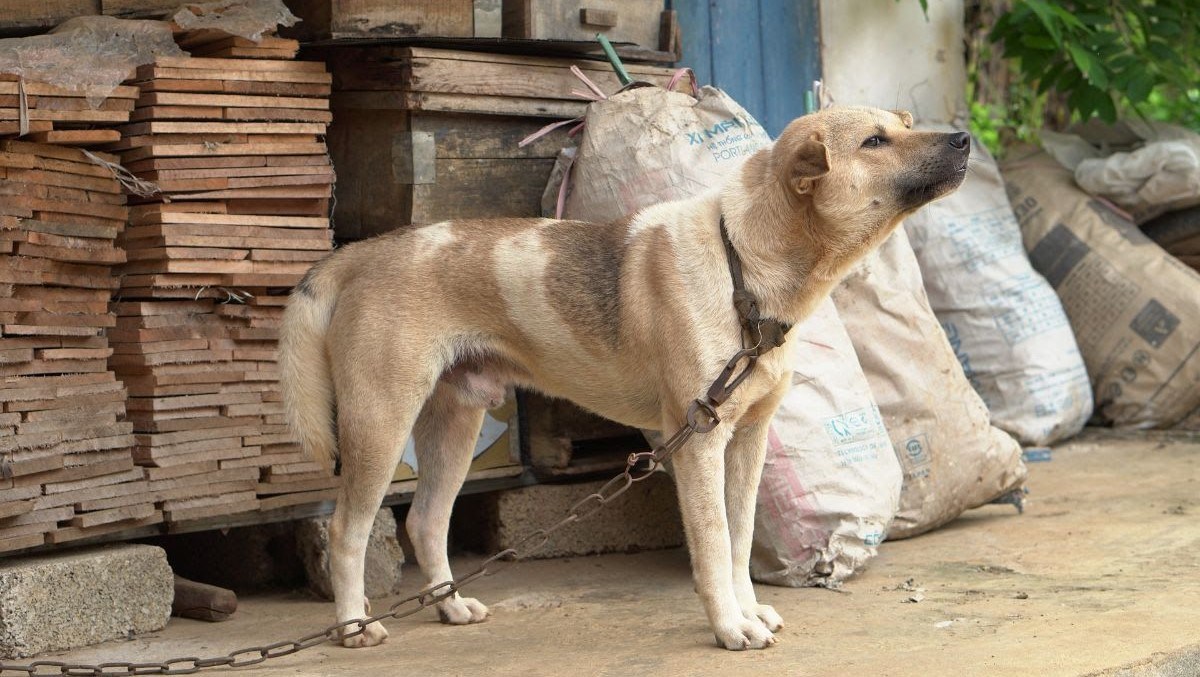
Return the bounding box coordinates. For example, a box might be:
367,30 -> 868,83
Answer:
0,140 -> 156,553
0,76 -> 135,146
107,53 -> 336,526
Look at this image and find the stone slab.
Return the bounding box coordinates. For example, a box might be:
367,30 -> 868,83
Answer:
0,544 -> 172,658
295,508 -> 404,600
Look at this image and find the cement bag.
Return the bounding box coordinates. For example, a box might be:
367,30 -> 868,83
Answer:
903,127 -> 1092,446
559,82 -> 772,223
751,299 -> 899,587
1002,146 -> 1200,428
547,81 -> 899,584
831,229 -> 1027,539
1042,121 -> 1200,224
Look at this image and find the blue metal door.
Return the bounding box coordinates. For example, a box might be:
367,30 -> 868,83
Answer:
672,0 -> 821,138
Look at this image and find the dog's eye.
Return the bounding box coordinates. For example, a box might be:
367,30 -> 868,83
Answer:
861,135 -> 886,148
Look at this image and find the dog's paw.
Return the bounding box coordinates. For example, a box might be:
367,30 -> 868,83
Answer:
436,596 -> 490,625
341,621 -> 388,648
744,603 -> 784,633
713,617 -> 778,650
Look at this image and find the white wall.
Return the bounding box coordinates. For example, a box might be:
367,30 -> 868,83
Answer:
820,0 -> 966,124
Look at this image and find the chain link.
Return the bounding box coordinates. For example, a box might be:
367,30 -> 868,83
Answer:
0,356 -> 745,676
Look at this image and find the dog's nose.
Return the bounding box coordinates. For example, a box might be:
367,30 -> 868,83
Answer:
948,132 -> 970,151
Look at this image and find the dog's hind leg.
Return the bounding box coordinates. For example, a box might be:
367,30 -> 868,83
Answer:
724,417 -> 784,633
669,418 -> 777,650
330,368 -> 437,649
408,382 -> 491,625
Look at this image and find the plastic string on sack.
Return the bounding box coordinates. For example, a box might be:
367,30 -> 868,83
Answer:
82,150 -> 162,198
519,61 -> 698,218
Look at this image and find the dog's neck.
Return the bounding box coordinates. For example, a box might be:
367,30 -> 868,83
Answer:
718,153 -> 842,326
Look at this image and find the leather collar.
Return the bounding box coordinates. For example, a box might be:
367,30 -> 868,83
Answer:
719,217 -> 792,356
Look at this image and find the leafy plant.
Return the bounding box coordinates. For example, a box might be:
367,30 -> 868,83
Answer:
989,0 -> 1199,125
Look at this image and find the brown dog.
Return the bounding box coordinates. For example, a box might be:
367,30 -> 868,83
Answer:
280,106 -> 969,651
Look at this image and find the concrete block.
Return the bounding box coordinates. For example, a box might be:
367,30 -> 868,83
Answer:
454,472 -> 684,559
296,508 -> 404,600
0,544 -> 173,658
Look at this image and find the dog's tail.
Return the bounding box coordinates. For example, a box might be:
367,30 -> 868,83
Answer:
280,262 -> 339,469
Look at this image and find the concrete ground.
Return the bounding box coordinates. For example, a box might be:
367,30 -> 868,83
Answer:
46,431 -> 1200,676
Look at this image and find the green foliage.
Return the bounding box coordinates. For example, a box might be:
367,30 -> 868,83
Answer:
989,0 -> 1199,126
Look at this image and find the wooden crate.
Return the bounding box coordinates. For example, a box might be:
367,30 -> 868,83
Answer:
319,46 -> 691,240
283,0 -> 476,41
327,109 -> 562,239
503,0 -> 665,51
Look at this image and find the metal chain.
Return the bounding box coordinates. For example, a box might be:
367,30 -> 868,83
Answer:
0,360 -> 755,677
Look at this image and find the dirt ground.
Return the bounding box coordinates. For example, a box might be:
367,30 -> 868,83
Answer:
50,431 -> 1200,676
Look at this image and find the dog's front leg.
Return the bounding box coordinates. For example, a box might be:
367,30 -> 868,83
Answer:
671,422 -> 777,650
725,417 -> 784,633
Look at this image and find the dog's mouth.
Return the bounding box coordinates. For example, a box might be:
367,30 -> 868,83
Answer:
900,170 -> 967,209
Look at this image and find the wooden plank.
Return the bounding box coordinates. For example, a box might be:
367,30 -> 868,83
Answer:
186,34 -> 299,53
163,185 -> 332,200
0,500 -> 35,520
0,195 -> 127,220
0,532 -> 45,552
0,121 -> 54,136
24,130 -> 122,146
221,108 -> 333,123
140,92 -> 329,110
136,66 -> 332,85
0,110 -> 130,123
152,57 -> 327,73
163,497 -> 259,522
0,83 -> 138,99
2,168 -> 123,194
119,259 -> 310,275
129,209 -> 329,228
124,233 -> 331,251
25,97 -> 136,112
44,512 -> 162,545
3,217 -> 121,239
137,79 -> 331,97
150,173 -> 334,192
190,46 -> 298,60
69,502 -> 156,529
117,142 -> 328,163
0,140 -> 120,165
120,121 -> 327,135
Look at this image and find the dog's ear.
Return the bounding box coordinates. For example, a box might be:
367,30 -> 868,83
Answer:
890,110 -> 914,128
786,135 -> 830,195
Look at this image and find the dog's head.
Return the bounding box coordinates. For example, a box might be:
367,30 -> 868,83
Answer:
768,106 -> 969,272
